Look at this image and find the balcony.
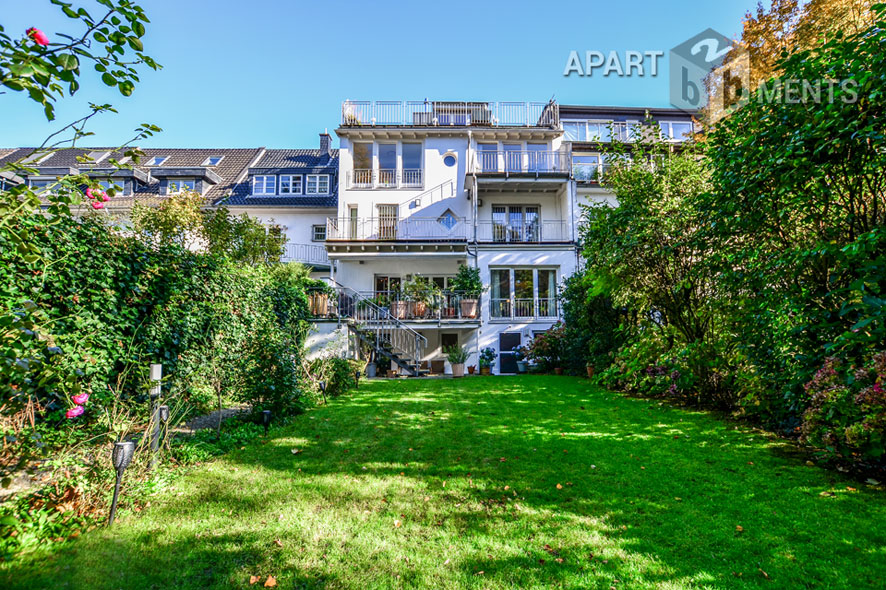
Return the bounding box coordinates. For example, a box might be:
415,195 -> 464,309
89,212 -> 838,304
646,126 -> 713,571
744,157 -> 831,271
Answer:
477,220 -> 570,243
490,297 -> 559,320
341,100 -> 559,128
280,243 -> 329,267
347,168 -> 423,189
327,216 -> 469,242
474,150 -> 570,175
359,290 -> 482,323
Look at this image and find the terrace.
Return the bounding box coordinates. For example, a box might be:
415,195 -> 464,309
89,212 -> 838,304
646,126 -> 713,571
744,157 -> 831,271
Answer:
341,100 -> 559,128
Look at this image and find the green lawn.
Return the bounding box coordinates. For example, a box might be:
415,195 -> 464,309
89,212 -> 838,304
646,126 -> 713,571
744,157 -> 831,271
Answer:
3,376 -> 885,589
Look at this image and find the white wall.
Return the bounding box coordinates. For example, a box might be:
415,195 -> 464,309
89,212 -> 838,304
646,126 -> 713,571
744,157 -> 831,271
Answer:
334,257 -> 467,292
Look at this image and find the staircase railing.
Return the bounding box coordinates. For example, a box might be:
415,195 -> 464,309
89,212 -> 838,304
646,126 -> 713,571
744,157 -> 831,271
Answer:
322,280 -> 427,375
398,179 -> 455,216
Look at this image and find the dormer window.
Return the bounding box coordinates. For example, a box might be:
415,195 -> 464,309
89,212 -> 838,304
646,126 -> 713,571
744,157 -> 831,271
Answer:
252,175 -> 276,195
280,174 -> 302,194
148,156 -> 168,166
22,151 -> 52,165
202,156 -> 224,166
306,174 -> 329,194
168,179 -> 196,194
85,151 -> 110,164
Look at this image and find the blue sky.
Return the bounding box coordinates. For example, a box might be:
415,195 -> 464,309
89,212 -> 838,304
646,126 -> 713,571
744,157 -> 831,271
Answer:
1,0 -> 755,149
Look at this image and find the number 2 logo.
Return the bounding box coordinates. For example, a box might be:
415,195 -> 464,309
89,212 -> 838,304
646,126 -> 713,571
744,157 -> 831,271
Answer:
691,38 -> 731,63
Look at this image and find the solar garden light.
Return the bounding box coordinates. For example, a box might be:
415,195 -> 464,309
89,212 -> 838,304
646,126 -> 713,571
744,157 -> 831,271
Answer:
149,363 -> 162,469
318,380 -> 327,404
158,405 -> 170,423
108,441 -> 135,526
354,370 -> 360,388
262,409 -> 272,435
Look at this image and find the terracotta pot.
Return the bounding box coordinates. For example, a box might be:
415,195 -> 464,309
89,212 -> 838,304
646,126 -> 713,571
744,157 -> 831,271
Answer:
480,366 -> 491,375
468,365 -> 476,375
451,363 -> 465,378
443,307 -> 457,318
391,300 -> 408,319
460,299 -> 478,319
554,367 -> 563,375
412,301 -> 427,318
386,369 -> 398,378
309,292 -> 328,317
586,365 -> 595,378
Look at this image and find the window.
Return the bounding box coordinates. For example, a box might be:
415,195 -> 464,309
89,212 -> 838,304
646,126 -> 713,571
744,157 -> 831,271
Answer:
478,143 -> 498,172
312,224 -> 326,241
147,156 -> 168,166
374,275 -> 401,296
491,205 -> 539,242
280,174 -> 302,194
377,144 -> 397,186
252,175 -> 276,195
22,151 -> 52,165
168,179 -> 196,194
503,144 -> 522,172
659,121 -> 693,140
443,154 -> 457,167
202,156 -> 224,166
306,174 -> 329,194
438,210 -> 458,230
489,268 -> 558,319
352,142 -> 372,186
98,180 -> 123,194
402,143 -> 423,186
563,121 -> 585,141
526,143 -> 549,172
85,151 -> 109,163
573,154 -> 601,181
28,179 -> 53,192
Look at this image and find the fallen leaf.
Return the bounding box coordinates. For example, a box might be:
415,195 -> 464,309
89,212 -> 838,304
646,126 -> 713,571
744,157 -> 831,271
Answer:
866,478 -> 881,486
504,485 -> 510,490
291,449 -> 301,454
555,557 -> 564,563
846,486 -> 857,492
758,567 -> 770,580
556,483 -> 563,489
394,520 -> 402,528
443,558 -> 450,565
819,491 -> 835,497
736,525 -> 744,533
274,539 -> 283,547
264,575 -> 277,587
249,575 -> 260,584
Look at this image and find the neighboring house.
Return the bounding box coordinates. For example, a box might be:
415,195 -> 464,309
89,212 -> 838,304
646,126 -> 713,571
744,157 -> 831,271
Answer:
1,102 -> 695,375
215,134 -> 338,275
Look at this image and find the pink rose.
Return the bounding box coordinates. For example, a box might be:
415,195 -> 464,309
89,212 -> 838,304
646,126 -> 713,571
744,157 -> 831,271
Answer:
86,188 -> 95,199
101,193 -> 110,202
72,393 -> 89,405
91,201 -> 104,210
66,406 -> 84,419
26,28 -> 49,47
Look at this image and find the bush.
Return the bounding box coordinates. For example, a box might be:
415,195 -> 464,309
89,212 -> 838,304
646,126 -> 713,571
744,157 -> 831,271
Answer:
800,352 -> 886,463
526,323 -> 566,372
309,356 -> 361,399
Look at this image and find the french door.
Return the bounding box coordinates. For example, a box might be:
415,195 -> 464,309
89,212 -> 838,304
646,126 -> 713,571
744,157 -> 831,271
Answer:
492,205 -> 540,243
377,204 -> 398,239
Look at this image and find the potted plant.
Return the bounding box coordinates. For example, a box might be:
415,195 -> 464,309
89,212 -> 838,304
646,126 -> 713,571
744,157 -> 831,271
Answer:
307,281 -> 334,317
467,365 -> 476,375
388,285 -> 408,319
451,265 -> 484,319
445,345 -> 469,378
479,347 -> 496,375
403,275 -> 439,319
514,346 -> 529,373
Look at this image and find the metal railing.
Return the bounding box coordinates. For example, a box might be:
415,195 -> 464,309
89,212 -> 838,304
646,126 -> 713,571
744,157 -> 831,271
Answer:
490,297 -> 559,319
477,220 -> 570,243
474,150 -> 570,174
357,290 -> 482,321
346,168 -> 424,189
327,216 -> 469,241
342,100 -> 559,128
280,243 -> 329,266
572,163 -> 615,183
309,282 -> 427,375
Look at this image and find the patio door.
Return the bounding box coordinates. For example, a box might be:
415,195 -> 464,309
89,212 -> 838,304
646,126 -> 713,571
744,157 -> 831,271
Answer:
499,332 -> 521,374
377,204 -> 397,239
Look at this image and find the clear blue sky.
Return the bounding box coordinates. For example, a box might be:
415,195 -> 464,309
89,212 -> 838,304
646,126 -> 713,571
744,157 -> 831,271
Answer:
1,0 -> 755,149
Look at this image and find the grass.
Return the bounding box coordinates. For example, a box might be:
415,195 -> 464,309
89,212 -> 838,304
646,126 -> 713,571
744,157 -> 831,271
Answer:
2,375 -> 885,589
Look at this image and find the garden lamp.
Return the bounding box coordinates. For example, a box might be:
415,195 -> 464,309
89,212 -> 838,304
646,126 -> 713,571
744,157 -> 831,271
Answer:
355,370 -> 360,388
158,405 -> 170,423
108,441 -> 135,526
318,380 -> 327,404
262,409 -> 272,435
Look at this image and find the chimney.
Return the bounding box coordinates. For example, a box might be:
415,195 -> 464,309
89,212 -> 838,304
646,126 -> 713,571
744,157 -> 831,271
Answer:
319,131 -> 332,156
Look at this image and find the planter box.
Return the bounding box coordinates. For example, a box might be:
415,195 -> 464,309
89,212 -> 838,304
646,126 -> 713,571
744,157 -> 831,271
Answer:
451,363 -> 465,378
480,366 -> 491,375
460,299 -> 478,319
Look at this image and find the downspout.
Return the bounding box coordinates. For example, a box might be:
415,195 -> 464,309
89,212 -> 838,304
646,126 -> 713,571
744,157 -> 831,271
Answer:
466,128 -> 481,366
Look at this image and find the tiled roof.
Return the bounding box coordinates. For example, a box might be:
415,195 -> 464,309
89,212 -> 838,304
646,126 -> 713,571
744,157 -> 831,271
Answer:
251,149 -> 338,170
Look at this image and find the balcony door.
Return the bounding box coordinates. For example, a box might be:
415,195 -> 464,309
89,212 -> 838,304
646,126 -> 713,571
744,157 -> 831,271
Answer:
503,144 -> 522,173
377,204 -> 398,239
478,143 -> 497,173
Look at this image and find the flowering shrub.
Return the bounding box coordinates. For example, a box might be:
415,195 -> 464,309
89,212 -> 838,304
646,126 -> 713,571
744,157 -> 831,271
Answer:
800,352 -> 886,462
526,323 -> 567,372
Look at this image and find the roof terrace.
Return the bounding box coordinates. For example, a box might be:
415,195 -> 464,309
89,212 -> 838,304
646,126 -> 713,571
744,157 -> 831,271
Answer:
341,100 -> 559,128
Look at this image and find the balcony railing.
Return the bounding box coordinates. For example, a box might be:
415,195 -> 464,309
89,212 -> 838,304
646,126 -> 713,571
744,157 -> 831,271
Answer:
491,297 -> 558,319
342,100 -> 559,128
474,150 -> 570,174
357,290 -> 482,322
280,243 -> 329,266
346,168 -> 424,189
327,216 -> 469,241
477,220 -> 570,243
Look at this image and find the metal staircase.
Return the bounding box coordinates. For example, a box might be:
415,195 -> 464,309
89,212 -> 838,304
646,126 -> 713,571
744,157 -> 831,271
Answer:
328,281 -> 428,376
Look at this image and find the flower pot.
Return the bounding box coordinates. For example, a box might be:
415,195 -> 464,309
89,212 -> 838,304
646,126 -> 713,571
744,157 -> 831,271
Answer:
366,363 -> 377,378
443,306 -> 457,318
480,366 -> 491,375
468,365 -> 477,375
412,301 -> 427,318
516,361 -> 528,373
386,369 -> 398,378
451,363 -> 465,378
309,292 -> 328,317
586,365 -> 595,379
460,298 -> 478,319
554,367 -> 563,375
391,300 -> 408,319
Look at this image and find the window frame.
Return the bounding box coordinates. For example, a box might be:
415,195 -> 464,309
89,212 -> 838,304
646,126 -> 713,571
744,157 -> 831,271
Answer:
168,178 -> 196,194
488,267 -> 559,319
306,174 -> 330,195
312,224 -> 327,242
147,156 -> 168,166
252,175 -> 277,196
202,156 -> 224,166
279,174 -> 303,195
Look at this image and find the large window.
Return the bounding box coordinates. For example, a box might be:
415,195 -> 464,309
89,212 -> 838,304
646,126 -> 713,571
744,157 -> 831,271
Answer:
377,143 -> 397,186
252,175 -> 276,195
352,143 -> 373,187
478,143 -> 498,172
489,268 -> 558,319
306,174 -> 329,194
573,154 -> 601,181
280,174 -> 302,194
659,121 -> 693,140
402,143 -> 422,186
491,205 -> 540,242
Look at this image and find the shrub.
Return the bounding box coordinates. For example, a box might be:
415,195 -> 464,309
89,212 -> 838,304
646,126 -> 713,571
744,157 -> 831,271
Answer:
479,348 -> 496,367
526,323 -> 566,371
445,345 -> 469,365
309,356 -> 361,398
